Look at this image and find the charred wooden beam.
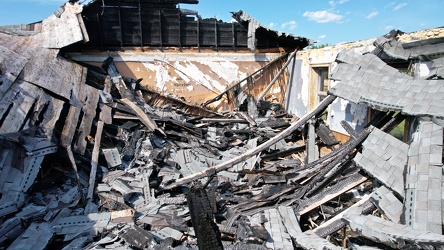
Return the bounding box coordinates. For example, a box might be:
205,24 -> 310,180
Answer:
87,78 -> 112,200
380,112 -> 406,134
214,18 -> 217,49
340,120 -> 358,139
118,2 -> 123,49
316,119 -> 339,146
304,127 -> 373,198
313,195 -> 375,238
187,185 -> 223,250
87,120 -> 104,200
138,0 -> 143,48
306,120 -> 319,164
159,10 -> 163,47
295,173 -> 368,216
261,144 -> 306,160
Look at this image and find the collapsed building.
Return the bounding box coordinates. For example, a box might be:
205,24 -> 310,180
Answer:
1,0 -> 444,249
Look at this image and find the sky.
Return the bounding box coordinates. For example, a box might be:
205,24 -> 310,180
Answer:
0,0 -> 443,45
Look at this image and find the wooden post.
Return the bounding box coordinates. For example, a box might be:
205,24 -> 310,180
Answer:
87,120 -> 104,200
256,49 -> 298,102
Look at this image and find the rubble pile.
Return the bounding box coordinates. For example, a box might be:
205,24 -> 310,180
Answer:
1,2 -> 444,250
0,56 -> 442,250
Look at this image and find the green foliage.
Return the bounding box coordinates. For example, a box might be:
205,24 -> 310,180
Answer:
306,43 -> 331,49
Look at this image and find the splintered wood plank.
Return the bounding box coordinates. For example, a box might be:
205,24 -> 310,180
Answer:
120,98 -> 165,136
312,194 -> 372,237
0,33 -> 34,59
99,76 -> 112,125
296,174 -> 368,216
257,50 -> 297,102
38,96 -> 65,137
41,3 -> 84,49
87,120 -> 104,199
0,81 -> 42,133
0,45 -> 28,101
20,48 -> 84,100
73,83 -> 100,154
61,67 -> 88,149
22,91 -> 64,133
61,105 -> 81,148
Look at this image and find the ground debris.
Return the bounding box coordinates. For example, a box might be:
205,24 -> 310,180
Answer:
1,3 -> 444,249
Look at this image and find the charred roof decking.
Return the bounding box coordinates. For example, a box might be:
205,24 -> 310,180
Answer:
74,0 -> 310,51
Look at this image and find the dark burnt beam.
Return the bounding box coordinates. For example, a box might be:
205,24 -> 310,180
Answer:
214,18 -> 217,49
159,10 -> 163,47
118,1 -> 123,49
96,13 -> 103,51
138,0 -> 143,48
232,22 -> 235,48
197,16 -> 200,48
178,11 -> 182,47
187,185 -> 223,250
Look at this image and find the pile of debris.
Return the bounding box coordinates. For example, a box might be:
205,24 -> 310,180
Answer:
2,2 -> 444,250
1,56 -> 443,249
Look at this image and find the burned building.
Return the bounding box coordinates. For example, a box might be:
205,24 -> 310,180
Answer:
1,0 -> 444,249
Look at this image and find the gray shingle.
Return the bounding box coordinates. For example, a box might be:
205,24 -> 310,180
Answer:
344,213 -> 444,248
354,127 -> 407,197
331,50 -> 444,117
404,121 -> 443,234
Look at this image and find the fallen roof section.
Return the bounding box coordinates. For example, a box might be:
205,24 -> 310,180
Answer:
329,49 -> 444,118
404,120 -> 443,234
373,29 -> 444,61
353,127 -> 408,197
